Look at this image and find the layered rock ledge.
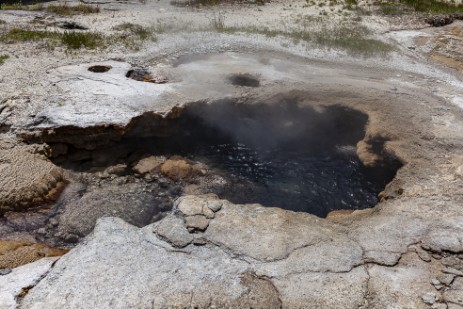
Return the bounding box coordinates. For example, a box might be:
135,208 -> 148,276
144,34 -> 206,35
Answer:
19,195 -> 463,309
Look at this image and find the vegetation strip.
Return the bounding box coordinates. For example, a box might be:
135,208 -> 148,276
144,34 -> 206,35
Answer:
0,24 -> 157,50
211,19 -> 394,57
0,3 -> 99,15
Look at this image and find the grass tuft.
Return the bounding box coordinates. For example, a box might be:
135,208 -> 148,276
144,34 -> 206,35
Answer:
46,3 -> 100,15
112,23 -> 157,50
0,28 -> 105,49
61,31 -> 103,49
113,23 -> 154,40
209,15 -> 225,31
0,54 -> 9,65
0,28 -> 60,43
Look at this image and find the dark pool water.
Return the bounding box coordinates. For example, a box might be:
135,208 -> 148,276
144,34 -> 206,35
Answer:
53,99 -> 401,217
138,99 -> 401,217
190,142 -> 390,217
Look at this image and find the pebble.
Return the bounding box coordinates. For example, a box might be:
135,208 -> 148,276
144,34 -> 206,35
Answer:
422,292 -> 436,305
437,273 -> 455,286
207,200 -> 223,212
443,267 -> 463,277
49,218 -> 59,227
431,279 -> 441,286
431,278 -> 444,290
185,215 -> 209,232
431,303 -> 447,309
421,244 -> 431,251
64,234 -> 79,244
106,164 -> 127,176
156,216 -> 193,248
0,268 -> 12,276
202,206 -> 215,219
193,237 -> 207,246
442,256 -> 461,268
36,227 -> 47,235
416,247 -> 432,262
434,284 -> 444,290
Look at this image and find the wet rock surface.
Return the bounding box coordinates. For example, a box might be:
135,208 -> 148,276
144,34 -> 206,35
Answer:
0,166 -> 181,247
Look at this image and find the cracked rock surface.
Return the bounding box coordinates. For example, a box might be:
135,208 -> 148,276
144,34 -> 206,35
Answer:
19,195 -> 463,308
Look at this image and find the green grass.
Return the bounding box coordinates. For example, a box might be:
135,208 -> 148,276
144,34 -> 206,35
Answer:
378,3 -> 411,15
0,54 -> 9,65
398,0 -> 463,13
0,3 -> 99,15
313,25 -> 394,57
0,27 -> 156,51
171,0 -> 267,6
343,0 -> 358,10
0,28 -> 60,43
219,26 -> 309,43
61,31 -> 103,49
113,23 -> 154,41
46,3 -> 100,15
0,3 -> 43,10
212,20 -> 394,57
0,28 -> 105,49
375,0 -> 463,15
112,23 -> 157,50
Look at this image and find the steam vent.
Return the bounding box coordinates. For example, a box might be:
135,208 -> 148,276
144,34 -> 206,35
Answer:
1,1 -> 463,308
